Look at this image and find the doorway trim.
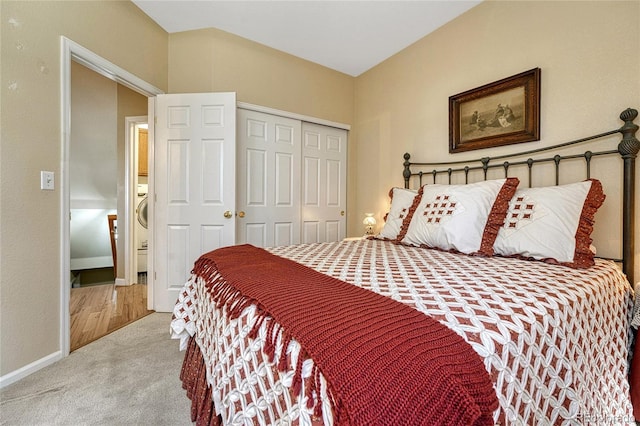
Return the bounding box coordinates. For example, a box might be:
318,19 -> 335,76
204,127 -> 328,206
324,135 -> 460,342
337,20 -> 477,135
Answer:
60,36 -> 163,356
125,116 -> 149,288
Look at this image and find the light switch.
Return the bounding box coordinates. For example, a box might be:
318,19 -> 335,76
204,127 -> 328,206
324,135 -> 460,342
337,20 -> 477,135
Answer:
41,171 -> 54,190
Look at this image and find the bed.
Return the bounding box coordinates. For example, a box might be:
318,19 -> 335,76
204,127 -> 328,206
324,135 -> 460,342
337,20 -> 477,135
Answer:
171,108 -> 639,425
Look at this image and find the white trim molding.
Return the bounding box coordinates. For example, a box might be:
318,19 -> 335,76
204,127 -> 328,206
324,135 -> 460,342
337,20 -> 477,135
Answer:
0,351 -> 63,389
237,101 -> 351,131
125,116 -> 149,287
64,38 -> 163,97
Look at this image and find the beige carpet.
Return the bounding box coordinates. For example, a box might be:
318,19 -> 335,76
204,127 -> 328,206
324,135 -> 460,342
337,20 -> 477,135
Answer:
0,313 -> 192,425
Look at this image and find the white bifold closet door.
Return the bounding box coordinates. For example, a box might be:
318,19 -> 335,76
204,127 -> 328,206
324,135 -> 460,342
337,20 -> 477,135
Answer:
237,109 -> 347,247
237,109 -> 302,247
301,122 -> 347,244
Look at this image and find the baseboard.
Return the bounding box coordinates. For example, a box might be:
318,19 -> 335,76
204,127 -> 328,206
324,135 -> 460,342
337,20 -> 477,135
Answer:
0,350 -> 63,389
115,278 -> 127,286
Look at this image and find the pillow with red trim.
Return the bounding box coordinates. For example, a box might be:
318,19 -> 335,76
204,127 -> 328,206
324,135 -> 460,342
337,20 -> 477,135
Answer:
493,179 -> 605,268
377,187 -> 418,240
398,178 -> 519,256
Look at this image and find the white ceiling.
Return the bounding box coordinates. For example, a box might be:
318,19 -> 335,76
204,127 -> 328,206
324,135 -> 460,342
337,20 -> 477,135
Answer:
132,0 -> 482,76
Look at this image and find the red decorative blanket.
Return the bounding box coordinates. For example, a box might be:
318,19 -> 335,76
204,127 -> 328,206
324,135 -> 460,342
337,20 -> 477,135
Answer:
192,244 -> 498,426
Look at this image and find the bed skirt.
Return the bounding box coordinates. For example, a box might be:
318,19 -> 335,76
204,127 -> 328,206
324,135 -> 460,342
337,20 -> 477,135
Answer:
633,327 -> 640,421
180,336 -> 220,426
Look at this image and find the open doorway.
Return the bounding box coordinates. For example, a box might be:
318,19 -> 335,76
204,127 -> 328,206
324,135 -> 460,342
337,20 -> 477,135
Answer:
126,118 -> 150,288
61,37 -> 163,355
69,61 -> 119,289
68,62 -> 152,351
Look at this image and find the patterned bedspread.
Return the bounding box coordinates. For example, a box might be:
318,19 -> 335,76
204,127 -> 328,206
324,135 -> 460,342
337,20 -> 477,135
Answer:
171,238 -> 636,425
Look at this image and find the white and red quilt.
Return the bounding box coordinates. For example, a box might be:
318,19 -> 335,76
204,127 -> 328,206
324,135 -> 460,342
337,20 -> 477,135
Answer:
171,238 -> 636,425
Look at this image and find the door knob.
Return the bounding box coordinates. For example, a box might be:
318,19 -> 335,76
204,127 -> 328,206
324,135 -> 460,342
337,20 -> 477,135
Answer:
340,210 -> 345,216
223,211 -> 232,219
238,211 -> 246,218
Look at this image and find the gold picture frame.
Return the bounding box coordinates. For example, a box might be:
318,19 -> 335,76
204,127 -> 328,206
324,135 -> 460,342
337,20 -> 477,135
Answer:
449,68 -> 541,153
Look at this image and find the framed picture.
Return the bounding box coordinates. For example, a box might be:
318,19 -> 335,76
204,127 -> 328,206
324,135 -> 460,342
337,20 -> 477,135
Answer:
449,68 -> 541,153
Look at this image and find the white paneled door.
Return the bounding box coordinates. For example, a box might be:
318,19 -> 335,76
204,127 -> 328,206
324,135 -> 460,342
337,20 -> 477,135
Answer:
301,122 -> 348,243
237,109 -> 302,247
153,93 -> 236,312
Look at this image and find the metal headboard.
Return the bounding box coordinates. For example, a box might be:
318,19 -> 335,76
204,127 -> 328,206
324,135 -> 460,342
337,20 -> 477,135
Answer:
402,108 -> 639,284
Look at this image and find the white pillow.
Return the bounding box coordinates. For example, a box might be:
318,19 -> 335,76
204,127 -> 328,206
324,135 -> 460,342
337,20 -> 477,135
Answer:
493,179 -> 605,268
377,187 -> 418,240
399,178 -> 519,256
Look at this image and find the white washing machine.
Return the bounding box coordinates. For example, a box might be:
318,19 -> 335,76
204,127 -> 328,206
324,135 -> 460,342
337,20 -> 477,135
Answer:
136,184 -> 148,273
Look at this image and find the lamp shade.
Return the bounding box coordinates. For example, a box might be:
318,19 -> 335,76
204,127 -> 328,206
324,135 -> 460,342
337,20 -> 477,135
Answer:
363,213 -> 376,236
363,213 -> 377,226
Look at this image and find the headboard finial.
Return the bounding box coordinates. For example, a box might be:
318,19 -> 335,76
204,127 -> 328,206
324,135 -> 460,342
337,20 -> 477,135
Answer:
403,153 -> 412,188
618,108 -> 639,158
620,107 -> 638,122
618,108 -> 638,285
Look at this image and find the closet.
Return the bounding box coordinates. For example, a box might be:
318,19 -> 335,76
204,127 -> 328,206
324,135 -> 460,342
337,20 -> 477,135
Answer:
152,93 -> 348,311
237,107 -> 348,247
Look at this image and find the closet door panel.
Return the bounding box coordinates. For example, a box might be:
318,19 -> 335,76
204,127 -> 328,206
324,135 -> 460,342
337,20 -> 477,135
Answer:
245,223 -> 267,247
325,221 -> 340,242
275,152 -> 294,206
302,221 -> 320,244
202,139 -> 225,204
326,159 -> 341,206
301,123 -> 347,243
303,157 -> 320,206
274,222 -> 294,246
201,225 -> 225,250
246,149 -> 267,206
237,109 -> 301,247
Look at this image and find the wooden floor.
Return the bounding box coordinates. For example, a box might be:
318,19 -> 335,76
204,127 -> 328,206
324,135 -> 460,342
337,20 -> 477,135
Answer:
70,282 -> 154,351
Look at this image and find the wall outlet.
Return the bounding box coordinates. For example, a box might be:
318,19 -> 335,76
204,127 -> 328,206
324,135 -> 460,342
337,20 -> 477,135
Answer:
40,171 -> 54,190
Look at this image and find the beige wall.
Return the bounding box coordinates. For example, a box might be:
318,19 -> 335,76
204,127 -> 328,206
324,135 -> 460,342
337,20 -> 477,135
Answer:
168,28 -> 355,125
353,0 -> 640,280
0,0 -> 167,376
